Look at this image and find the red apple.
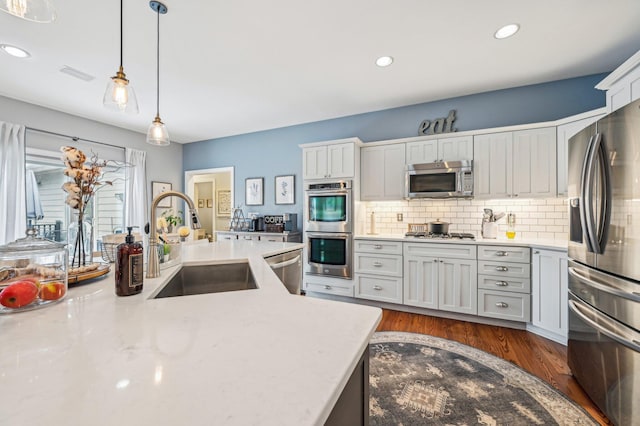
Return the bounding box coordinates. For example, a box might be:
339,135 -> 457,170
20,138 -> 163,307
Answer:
39,282 -> 66,301
0,281 -> 39,308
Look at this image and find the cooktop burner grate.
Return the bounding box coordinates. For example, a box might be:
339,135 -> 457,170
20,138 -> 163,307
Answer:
405,231 -> 476,240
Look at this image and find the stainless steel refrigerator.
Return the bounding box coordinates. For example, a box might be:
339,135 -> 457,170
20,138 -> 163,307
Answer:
567,98 -> 640,425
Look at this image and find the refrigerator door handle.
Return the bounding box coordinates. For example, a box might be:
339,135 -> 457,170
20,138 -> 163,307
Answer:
569,299 -> 640,352
569,266 -> 640,302
594,132 -> 612,254
580,135 -> 598,253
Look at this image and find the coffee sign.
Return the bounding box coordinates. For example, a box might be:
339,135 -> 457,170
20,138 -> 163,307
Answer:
418,110 -> 457,136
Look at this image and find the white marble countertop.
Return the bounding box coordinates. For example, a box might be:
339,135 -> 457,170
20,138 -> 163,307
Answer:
355,233 -> 568,251
0,240 -> 382,426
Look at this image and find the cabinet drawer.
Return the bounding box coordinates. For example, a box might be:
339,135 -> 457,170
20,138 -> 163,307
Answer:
216,232 -> 238,240
478,290 -> 531,322
260,235 -> 284,242
355,253 -> 402,277
478,274 -> 531,294
355,274 -> 402,304
355,239 -> 403,255
305,278 -> 354,297
477,245 -> 530,263
478,261 -> 530,279
404,243 -> 476,260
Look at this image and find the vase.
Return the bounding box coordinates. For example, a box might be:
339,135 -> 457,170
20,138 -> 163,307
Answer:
68,212 -> 93,267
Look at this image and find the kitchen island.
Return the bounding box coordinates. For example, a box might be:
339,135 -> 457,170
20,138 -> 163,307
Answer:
0,240 -> 382,426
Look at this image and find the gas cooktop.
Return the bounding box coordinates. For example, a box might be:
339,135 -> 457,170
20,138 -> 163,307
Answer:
405,232 -> 476,240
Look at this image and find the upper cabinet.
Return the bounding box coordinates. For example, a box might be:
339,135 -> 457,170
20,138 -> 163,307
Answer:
405,135 -> 473,164
361,144 -> 406,201
474,127 -> 556,199
596,49 -> 640,113
303,141 -> 357,180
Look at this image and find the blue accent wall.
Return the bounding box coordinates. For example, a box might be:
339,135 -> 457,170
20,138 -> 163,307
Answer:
183,73 -> 607,226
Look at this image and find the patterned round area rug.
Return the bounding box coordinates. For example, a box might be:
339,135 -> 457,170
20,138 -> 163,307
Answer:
369,332 -> 597,425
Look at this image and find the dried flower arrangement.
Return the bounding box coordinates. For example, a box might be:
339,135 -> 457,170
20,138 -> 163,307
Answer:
60,146 -> 113,267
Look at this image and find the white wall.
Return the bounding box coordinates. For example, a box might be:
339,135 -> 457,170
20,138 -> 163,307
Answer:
0,95 -> 184,210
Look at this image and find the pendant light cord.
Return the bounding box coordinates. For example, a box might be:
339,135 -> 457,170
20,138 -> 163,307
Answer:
155,7 -> 160,118
119,0 -> 123,68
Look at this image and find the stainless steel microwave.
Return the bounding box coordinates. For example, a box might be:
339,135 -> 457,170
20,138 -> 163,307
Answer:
405,160 -> 473,199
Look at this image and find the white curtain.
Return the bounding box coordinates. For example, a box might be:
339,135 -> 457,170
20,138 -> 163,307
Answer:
124,148 -> 147,237
0,121 -> 27,245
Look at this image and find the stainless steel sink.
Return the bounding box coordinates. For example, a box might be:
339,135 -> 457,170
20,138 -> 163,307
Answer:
153,263 -> 257,298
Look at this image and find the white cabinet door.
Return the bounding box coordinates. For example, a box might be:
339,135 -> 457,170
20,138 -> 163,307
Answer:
473,132 -> 512,199
531,248 -> 568,343
406,136 -> 473,164
438,135 -> 473,161
303,142 -> 355,180
512,127 -> 557,198
303,146 -> 328,180
405,140 -> 437,164
404,255 -> 438,309
361,144 -> 405,200
327,142 -> 355,178
474,128 -> 556,199
438,258 -> 478,315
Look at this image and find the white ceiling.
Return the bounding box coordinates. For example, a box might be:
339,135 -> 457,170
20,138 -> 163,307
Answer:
1,0 -> 639,143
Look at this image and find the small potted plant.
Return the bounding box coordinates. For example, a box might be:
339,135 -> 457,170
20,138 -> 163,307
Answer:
161,210 -> 183,233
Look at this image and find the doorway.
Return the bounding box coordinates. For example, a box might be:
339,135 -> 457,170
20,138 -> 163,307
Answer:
185,167 -> 234,241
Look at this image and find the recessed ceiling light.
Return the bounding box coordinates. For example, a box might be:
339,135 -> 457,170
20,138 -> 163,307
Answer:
376,56 -> 394,67
0,44 -> 31,58
494,24 -> 519,39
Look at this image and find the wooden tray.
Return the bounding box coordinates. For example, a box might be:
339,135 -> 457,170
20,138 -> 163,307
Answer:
68,264 -> 110,286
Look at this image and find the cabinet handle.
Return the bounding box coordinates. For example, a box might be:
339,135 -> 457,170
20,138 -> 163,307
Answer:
433,259 -> 438,262
496,251 -> 508,256
243,236 -> 252,240
495,266 -> 509,272
495,302 -> 509,308
513,194 -> 519,197
373,285 -> 383,291
495,281 -> 508,286
373,244 -> 383,249
324,285 -> 332,290
440,260 -> 444,263
373,262 -> 383,267
507,194 -> 512,198
534,250 -> 540,254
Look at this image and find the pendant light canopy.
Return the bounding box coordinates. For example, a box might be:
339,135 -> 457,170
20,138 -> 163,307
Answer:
146,1 -> 169,146
0,0 -> 56,23
103,0 -> 138,114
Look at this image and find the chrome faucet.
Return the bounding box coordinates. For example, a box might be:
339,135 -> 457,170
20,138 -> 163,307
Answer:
147,190 -> 201,278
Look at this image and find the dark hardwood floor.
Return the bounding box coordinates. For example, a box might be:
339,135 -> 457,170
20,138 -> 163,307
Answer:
376,309 -> 612,425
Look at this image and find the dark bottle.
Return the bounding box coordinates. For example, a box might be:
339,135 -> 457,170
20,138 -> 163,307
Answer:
115,226 -> 144,296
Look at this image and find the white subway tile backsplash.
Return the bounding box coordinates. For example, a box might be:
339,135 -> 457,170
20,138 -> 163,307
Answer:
365,197 -> 568,239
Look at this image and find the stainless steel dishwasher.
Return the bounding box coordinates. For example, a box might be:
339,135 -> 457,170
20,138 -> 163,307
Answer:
265,249 -> 303,294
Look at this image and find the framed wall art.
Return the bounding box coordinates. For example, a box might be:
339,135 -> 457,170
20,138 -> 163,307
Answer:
275,175 -> 295,205
151,181 -> 172,208
245,177 -> 264,206
217,190 -> 231,216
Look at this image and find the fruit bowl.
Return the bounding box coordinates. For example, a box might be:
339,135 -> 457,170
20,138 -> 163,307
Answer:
0,228 -> 68,314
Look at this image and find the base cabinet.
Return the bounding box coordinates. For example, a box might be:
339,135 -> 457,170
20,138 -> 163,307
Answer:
477,245 -> 531,323
530,248 -> 568,344
404,243 -> 477,315
355,239 -> 403,303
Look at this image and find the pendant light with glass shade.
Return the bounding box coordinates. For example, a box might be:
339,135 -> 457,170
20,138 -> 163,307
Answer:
146,1 -> 169,146
0,0 -> 56,23
103,0 -> 138,114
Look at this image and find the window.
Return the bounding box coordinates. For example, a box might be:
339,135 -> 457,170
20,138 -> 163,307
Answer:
25,131 -> 126,254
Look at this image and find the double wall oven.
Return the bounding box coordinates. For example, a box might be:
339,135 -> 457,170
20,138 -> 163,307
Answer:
304,180 -> 353,279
